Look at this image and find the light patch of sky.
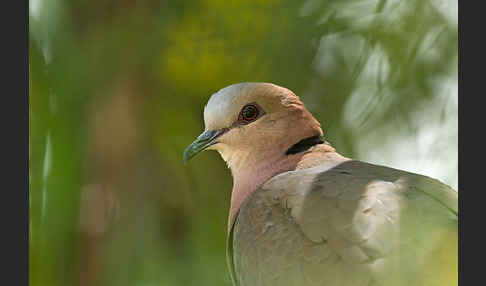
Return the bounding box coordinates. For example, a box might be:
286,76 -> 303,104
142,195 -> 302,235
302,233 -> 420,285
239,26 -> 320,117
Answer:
344,0 -> 457,189
351,79 -> 458,190
310,0 -> 458,190
431,0 -> 458,25
340,38 -> 457,189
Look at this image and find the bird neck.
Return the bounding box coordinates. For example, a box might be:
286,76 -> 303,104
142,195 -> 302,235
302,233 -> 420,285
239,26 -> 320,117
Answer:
226,140 -> 341,230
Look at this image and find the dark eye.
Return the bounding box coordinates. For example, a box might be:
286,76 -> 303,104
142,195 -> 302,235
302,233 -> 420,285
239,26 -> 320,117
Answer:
238,104 -> 260,124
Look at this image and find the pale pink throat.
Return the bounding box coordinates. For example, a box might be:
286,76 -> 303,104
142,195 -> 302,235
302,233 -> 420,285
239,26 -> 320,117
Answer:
227,150 -> 306,229
225,141 -> 342,231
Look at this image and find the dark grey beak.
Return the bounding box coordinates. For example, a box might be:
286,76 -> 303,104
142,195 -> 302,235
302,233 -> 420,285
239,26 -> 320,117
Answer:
183,129 -> 226,164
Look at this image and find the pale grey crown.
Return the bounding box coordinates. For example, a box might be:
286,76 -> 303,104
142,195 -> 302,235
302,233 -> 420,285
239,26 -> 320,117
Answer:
203,82 -> 260,131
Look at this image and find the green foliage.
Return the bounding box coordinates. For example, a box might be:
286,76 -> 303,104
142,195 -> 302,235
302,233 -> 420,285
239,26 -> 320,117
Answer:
29,0 -> 457,285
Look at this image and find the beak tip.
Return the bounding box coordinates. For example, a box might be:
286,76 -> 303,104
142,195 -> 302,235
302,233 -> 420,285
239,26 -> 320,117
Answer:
182,149 -> 192,165
183,129 -> 223,166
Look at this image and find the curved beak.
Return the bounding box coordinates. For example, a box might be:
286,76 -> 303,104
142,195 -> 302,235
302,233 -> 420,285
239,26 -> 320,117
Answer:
183,129 -> 227,164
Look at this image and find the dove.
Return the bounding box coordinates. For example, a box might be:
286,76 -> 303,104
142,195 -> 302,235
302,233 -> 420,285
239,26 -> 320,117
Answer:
183,82 -> 458,286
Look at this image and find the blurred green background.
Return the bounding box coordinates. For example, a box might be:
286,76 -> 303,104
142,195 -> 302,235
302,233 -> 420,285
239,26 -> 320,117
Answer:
29,0 -> 457,285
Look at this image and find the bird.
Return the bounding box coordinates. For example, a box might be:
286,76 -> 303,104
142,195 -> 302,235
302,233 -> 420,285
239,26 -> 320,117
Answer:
183,82 -> 458,286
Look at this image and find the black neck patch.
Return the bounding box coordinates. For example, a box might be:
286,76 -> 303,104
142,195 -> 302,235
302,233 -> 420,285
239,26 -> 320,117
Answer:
285,135 -> 325,155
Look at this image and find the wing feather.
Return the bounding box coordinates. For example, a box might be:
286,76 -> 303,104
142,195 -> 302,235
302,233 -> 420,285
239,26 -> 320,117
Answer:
231,160 -> 458,286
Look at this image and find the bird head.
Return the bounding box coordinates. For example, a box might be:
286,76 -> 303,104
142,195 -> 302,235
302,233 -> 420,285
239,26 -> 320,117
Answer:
183,82 -> 323,171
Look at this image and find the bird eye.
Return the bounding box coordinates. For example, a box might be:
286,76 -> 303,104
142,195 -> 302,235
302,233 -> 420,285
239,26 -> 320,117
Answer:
238,104 -> 259,124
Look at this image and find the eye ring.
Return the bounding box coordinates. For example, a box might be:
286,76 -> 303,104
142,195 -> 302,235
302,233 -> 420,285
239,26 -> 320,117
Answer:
238,104 -> 260,124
